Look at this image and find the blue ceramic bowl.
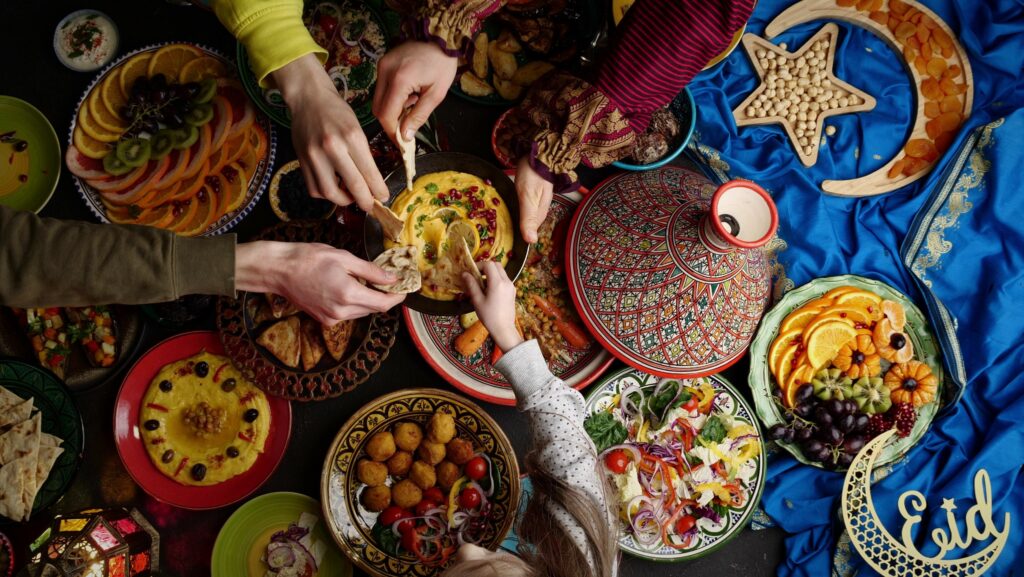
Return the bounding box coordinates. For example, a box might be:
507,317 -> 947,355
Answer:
612,86 -> 696,171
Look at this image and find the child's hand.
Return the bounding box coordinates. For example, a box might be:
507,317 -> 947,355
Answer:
462,261 -> 523,353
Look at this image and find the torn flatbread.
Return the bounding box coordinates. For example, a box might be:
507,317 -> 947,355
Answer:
0,413 -> 41,467
0,398 -> 33,430
371,246 -> 422,294
0,386 -> 22,410
25,445 -> 63,515
372,199 -> 406,243
423,237 -> 484,295
299,317 -> 327,371
397,126 -> 416,192
257,316 -> 302,368
0,455 -> 32,521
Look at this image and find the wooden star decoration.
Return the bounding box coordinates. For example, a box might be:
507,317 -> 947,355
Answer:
733,23 -> 876,167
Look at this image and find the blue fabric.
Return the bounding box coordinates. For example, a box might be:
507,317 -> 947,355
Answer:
683,0 -> 1024,575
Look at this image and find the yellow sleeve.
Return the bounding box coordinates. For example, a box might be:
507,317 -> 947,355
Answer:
213,0 -> 328,87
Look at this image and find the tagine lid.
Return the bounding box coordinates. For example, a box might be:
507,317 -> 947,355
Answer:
565,167 -> 778,378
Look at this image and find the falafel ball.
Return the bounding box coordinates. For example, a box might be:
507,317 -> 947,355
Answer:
387,450 -> 413,477
356,458 -> 389,487
427,412 -> 457,444
392,479 -> 423,509
393,422 -> 424,452
409,460 -> 437,490
361,485 -> 391,512
417,440 -> 447,465
365,431 -> 397,462
436,460 -> 460,489
445,437 -> 475,465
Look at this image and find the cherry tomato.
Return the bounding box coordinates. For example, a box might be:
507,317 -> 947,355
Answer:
415,499 -> 437,517
318,14 -> 338,36
675,515 -> 697,535
400,528 -> 420,552
459,487 -> 482,509
603,449 -> 630,474
395,510 -> 415,535
464,456 -> 487,481
379,506 -> 404,526
682,396 -> 699,413
423,487 -> 445,503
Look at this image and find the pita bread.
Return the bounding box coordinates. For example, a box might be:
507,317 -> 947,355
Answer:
39,433 -> 61,448
0,456 -> 30,521
24,445 -> 62,515
266,293 -> 300,319
299,318 -> 327,371
372,199 -> 406,243
0,386 -> 22,410
257,316 -> 302,368
322,320 -> 355,362
0,413 -> 41,467
424,238 -> 483,294
453,237 -> 484,286
372,246 -> 422,294
0,398 -> 33,429
396,127 -> 416,192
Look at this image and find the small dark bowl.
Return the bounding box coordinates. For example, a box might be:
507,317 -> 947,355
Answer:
364,152 -> 530,316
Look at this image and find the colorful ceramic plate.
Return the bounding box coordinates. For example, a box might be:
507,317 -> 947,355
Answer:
0,361 -> 84,518
113,331 -> 292,509
69,43 -> 276,236
405,191 -> 613,405
0,305 -> 144,392
748,275 -> 943,469
218,220 -> 400,401
211,492 -> 350,577
237,0 -> 388,128
583,367 -> 766,561
321,388 -> 521,577
0,97 -> 61,213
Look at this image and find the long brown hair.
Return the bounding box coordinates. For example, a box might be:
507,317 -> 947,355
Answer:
444,449 -> 619,577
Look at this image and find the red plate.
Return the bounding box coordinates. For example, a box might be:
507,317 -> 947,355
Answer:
114,331 -> 291,509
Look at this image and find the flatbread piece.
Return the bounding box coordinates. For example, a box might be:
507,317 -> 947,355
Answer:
372,199 -> 406,243
299,318 -> 327,371
321,320 -> 355,362
372,246 -> 422,294
257,316 -> 302,368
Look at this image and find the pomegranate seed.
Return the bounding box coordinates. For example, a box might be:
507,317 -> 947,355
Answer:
470,186 -> 479,192
491,198 -> 500,205
840,312 -> 847,317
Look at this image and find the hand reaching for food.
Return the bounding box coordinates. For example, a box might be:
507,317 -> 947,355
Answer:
462,261 -> 523,353
373,41 -> 458,143
272,54 -> 389,213
515,157 -> 554,244
235,241 -> 405,325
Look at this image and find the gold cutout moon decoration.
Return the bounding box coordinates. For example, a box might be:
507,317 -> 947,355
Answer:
764,0 -> 974,197
841,430 -> 1009,575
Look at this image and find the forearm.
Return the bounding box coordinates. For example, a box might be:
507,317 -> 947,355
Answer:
271,52 -> 336,107
0,206 -> 235,307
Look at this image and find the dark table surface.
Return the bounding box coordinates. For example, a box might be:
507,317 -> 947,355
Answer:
0,1 -> 787,575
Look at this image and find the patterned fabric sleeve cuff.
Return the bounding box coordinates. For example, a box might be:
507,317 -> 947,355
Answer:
415,0 -> 504,57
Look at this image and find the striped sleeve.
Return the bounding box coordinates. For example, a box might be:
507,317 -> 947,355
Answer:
595,0 -> 756,131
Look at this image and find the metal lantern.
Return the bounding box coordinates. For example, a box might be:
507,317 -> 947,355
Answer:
27,508 -> 159,577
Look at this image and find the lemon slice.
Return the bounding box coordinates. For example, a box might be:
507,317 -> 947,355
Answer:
805,321 -> 858,369
446,219 -> 479,255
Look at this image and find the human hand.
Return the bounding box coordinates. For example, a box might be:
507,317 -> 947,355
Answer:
461,261 -> 522,352
515,156 -> 554,244
235,241 -> 405,325
272,54 -> 388,213
373,41 -> 458,142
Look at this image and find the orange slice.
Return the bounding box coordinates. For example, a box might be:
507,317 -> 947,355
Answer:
119,53 -> 154,99
802,296 -> 836,310
834,289 -> 883,314
88,85 -> 127,134
824,306 -> 872,326
100,67 -> 128,122
167,198 -> 200,233
893,338 -> 915,363
221,133 -> 248,167
134,203 -> 177,229
179,56 -> 228,84
73,125 -> 112,159
774,345 -> 800,394
769,328 -> 803,377
220,163 -> 250,213
103,201 -> 140,224
77,105 -> 119,143
881,300 -> 907,331
780,305 -> 827,333
806,321 -> 858,369
137,182 -> 182,209
177,188 -> 216,236
821,286 -> 861,300
147,44 -> 202,79
802,311 -> 856,340
783,364 -> 814,408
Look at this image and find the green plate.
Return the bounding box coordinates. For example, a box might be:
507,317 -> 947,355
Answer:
212,492 -> 350,577
0,97 -> 61,213
583,367 -> 766,561
748,274 -> 943,470
0,360 -> 84,518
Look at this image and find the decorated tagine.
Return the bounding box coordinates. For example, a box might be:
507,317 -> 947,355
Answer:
565,166 -> 778,377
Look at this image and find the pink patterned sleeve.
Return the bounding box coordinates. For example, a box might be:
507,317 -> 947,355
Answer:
412,0 -> 505,57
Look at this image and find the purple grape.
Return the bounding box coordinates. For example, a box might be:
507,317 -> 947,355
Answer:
853,413 -> 870,432
795,384 -> 814,403
819,426 -> 843,445
811,446 -> 832,463
782,428 -> 795,443
794,404 -> 814,419
837,452 -> 855,467
827,399 -> 846,416
768,424 -> 788,441
838,414 -> 856,433
814,407 -> 833,427
843,400 -> 859,414
803,439 -> 824,455
843,434 -> 866,454
795,427 -> 813,442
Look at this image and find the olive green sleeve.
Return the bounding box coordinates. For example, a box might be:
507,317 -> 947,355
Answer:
0,206 -> 237,307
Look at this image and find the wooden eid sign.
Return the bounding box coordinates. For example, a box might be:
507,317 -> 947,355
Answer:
736,0 -> 974,197
841,430 -> 1009,575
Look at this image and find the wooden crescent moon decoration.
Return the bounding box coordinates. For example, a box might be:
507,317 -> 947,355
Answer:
764,0 -> 974,197
842,430 -> 1009,575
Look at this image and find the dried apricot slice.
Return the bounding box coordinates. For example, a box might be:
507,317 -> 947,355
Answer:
921,78 -> 943,100
938,111 -> 962,132
924,101 -> 941,118
944,64 -> 962,79
926,57 -> 948,78
940,95 -> 961,113
935,131 -> 956,154
915,25 -> 931,43
890,0 -> 909,15
925,119 -> 942,139
902,157 -> 928,176
869,10 -> 888,24
906,139 -> 937,159
895,21 -> 917,41
914,56 -> 929,76
940,77 -> 966,95
888,159 -> 906,179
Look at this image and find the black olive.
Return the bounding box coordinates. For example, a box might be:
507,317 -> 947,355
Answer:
220,378 -> 237,392
226,446 -> 239,458
243,409 -> 259,422
161,449 -> 175,463
144,419 -> 160,431
194,361 -> 210,378
890,333 -> 907,350
159,379 -> 173,392
191,463 -> 207,481
13,140 -> 27,152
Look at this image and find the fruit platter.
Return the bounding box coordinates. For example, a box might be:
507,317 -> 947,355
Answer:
583,368 -> 765,561
66,43 -> 275,236
749,275 -> 943,470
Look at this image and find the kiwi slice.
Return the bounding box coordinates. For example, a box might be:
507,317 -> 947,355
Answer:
150,130 -> 176,159
192,78 -> 218,104
171,125 -> 199,150
115,137 -> 152,168
103,152 -> 133,176
185,103 -> 214,127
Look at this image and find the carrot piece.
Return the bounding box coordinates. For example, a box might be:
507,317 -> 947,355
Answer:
531,295 -> 564,321
555,320 -> 592,349
455,321 -> 489,357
